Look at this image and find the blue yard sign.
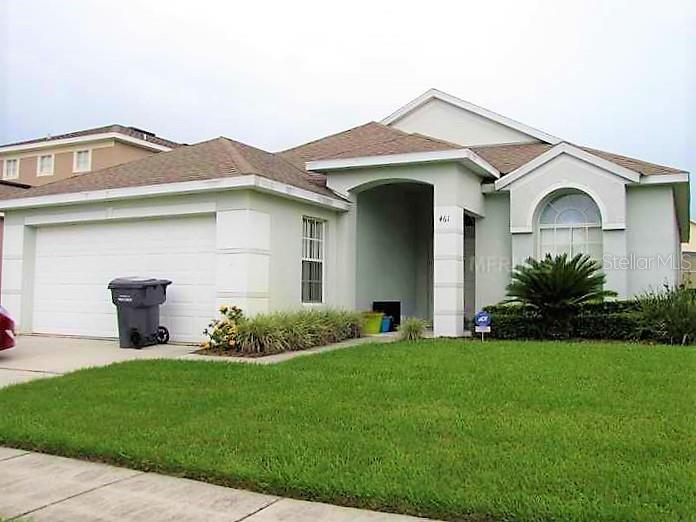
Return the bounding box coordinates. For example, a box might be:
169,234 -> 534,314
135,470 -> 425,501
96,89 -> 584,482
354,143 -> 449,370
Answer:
473,311 -> 491,340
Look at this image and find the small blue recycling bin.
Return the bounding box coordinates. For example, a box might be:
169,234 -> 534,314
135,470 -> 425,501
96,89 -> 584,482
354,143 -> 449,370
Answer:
380,315 -> 392,333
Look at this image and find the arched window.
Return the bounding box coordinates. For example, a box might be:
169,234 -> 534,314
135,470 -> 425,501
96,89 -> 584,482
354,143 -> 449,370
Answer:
537,191 -> 602,260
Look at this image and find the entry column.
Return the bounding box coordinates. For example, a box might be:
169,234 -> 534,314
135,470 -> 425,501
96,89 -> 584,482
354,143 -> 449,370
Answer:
433,205 -> 465,337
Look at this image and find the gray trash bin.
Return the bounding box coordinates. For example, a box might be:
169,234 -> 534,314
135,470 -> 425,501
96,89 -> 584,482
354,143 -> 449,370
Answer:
108,277 -> 172,349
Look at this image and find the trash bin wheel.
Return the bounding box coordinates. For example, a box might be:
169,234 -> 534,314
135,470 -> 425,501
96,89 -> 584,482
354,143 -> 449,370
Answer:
129,328 -> 143,349
156,326 -> 170,344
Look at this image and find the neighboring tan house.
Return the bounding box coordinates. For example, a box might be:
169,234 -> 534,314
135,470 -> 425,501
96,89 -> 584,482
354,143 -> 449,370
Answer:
0,124 -> 180,186
681,220 -> 696,287
0,125 -> 180,289
0,89 -> 689,341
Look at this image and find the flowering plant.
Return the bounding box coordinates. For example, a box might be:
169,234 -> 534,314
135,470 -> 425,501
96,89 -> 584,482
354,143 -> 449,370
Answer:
201,305 -> 244,350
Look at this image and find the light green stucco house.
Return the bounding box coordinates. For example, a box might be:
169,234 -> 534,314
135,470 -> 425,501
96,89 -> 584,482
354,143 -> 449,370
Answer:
0,89 -> 689,340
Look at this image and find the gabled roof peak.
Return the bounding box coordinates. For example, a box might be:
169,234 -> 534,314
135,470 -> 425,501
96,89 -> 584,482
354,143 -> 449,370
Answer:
381,88 -> 562,145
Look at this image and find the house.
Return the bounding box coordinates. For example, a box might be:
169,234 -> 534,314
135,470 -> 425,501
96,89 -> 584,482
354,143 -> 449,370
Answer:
0,89 -> 689,341
0,124 -> 180,186
0,125 -> 180,290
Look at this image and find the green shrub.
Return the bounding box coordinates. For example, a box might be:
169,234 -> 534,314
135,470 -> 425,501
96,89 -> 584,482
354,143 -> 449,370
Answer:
485,304 -> 646,342
204,308 -> 363,356
638,286 -> 696,345
571,312 -> 645,341
488,313 -> 544,339
506,253 -> 616,334
398,317 -> 428,341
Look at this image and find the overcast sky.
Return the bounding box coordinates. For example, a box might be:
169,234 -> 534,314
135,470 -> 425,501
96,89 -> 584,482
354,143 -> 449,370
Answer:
1,0 -> 693,202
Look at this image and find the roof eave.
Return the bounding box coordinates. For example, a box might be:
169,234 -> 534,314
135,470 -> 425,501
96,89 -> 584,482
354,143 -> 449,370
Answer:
0,132 -> 173,154
306,148 -> 500,179
0,175 -> 350,213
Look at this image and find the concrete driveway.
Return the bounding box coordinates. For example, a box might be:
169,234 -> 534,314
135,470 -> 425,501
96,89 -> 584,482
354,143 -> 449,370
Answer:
0,336 -> 195,388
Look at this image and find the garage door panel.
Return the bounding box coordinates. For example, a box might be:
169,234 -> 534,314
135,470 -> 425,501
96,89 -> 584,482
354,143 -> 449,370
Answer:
32,216 -> 217,342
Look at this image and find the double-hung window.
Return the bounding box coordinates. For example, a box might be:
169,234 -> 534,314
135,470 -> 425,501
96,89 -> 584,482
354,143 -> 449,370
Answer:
301,217 -> 324,304
37,154 -> 54,176
73,149 -> 91,172
3,158 -> 19,180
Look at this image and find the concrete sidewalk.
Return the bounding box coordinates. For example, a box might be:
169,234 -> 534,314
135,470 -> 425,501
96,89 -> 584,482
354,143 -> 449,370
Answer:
0,448 -> 436,521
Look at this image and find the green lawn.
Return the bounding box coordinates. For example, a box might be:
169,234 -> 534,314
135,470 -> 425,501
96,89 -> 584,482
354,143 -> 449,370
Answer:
0,340 -> 694,521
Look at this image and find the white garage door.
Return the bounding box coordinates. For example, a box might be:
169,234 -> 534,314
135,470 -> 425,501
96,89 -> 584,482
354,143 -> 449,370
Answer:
32,215 -> 216,342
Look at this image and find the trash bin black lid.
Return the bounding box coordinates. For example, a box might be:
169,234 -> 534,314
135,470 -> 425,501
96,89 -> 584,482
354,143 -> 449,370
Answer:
108,277 -> 172,289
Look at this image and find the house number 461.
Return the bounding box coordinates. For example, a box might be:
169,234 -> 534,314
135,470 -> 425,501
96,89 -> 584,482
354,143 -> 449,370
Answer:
438,214 -> 451,223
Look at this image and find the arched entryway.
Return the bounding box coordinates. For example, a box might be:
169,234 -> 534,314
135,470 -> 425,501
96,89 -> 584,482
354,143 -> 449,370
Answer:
355,182 -> 434,322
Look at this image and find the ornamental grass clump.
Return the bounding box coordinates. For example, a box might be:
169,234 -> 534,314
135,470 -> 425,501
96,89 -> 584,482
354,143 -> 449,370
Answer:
202,307 -> 363,356
398,317 -> 428,341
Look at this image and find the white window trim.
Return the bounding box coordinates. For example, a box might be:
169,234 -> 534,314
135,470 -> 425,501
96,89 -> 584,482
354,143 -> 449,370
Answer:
73,149 -> 92,173
36,153 -> 55,177
301,216 -> 325,305
2,157 -> 20,180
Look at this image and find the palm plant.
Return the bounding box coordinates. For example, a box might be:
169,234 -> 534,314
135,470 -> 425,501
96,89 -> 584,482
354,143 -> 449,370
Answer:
506,253 -> 616,334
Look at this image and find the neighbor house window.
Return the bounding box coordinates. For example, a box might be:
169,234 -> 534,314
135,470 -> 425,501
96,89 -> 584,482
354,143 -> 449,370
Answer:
73,149 -> 91,172
3,158 -> 19,180
37,154 -> 54,176
537,191 -> 602,260
302,217 -> 324,303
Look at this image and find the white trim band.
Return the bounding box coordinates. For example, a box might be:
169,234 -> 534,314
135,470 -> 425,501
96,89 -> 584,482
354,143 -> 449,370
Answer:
0,175 -> 350,212
306,148 -> 500,179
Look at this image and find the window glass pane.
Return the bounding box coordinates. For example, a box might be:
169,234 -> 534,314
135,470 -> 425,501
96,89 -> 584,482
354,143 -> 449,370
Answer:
301,218 -> 324,303
557,208 -> 586,225
540,192 -> 601,226
587,227 -> 602,242
5,159 -> 18,178
571,227 -> 587,254
76,151 -> 89,170
38,155 -> 52,174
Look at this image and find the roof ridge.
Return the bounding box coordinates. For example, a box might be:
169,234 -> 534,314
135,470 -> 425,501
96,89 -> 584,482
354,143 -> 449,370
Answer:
0,123 -> 181,149
220,136 -> 337,188
308,134 -> 441,163
280,121 -> 382,154
219,137 -> 258,173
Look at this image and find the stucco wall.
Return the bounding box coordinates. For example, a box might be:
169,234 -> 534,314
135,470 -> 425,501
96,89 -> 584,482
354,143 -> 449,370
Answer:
390,98 -> 539,146
91,142 -> 157,171
474,193 -> 511,309
626,185 -> 680,295
248,191 -> 342,311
